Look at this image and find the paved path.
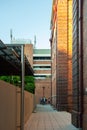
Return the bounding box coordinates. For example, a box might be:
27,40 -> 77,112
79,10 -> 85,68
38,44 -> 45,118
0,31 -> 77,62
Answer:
25,104 -> 79,130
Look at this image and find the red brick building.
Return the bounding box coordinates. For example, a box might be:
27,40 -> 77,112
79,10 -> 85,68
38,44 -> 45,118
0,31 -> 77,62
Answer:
72,0 -> 87,129
33,49 -> 51,104
83,1 -> 87,129
11,39 -> 51,105
25,46 -> 51,104
50,0 -> 72,112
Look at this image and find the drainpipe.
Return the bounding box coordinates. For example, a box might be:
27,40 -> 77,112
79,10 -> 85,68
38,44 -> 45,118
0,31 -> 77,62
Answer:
49,35 -> 53,105
51,39 -> 52,105
79,0 -> 83,128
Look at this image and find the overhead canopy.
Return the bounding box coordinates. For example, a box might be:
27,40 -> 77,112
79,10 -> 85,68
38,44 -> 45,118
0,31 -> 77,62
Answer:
0,40 -> 34,76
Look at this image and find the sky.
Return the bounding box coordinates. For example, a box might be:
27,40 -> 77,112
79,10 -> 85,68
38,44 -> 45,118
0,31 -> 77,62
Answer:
0,0 -> 52,49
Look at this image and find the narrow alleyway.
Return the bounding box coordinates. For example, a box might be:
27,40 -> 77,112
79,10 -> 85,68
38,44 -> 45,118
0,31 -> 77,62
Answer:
25,104 -> 79,130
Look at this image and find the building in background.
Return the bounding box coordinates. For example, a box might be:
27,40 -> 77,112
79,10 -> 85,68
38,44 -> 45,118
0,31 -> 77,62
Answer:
33,49 -> 51,104
50,0 -> 72,112
11,38 -> 51,104
11,38 -> 33,67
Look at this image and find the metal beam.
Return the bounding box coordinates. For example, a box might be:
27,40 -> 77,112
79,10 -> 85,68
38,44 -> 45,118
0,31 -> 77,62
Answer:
21,45 -> 25,130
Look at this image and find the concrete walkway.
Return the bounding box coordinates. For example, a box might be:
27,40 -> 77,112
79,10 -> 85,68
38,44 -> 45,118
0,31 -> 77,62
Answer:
25,104 -> 79,130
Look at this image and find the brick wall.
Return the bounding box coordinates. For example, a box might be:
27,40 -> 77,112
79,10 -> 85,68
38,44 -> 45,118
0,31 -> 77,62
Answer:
0,80 -> 35,130
51,26 -> 57,107
35,79 -> 51,104
33,60 -> 51,64
83,0 -> 87,129
67,0 -> 73,112
25,45 -> 51,106
24,44 -> 33,67
56,0 -> 68,111
34,70 -> 51,74
72,0 -> 83,128
50,0 -> 73,111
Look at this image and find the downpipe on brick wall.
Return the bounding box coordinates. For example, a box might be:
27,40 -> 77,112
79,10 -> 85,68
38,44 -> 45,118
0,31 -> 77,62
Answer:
79,0 -> 83,128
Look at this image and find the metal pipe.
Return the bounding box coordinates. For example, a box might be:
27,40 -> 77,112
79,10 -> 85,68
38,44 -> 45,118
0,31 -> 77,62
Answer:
49,35 -> 53,104
51,40 -> 52,105
21,45 -> 25,130
79,0 -> 83,128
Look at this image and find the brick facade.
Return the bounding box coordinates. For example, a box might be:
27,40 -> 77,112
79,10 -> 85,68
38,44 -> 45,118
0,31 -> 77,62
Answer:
56,0 -> 68,111
50,0 -> 87,129
72,0 -> 87,129
67,0 -> 73,112
24,44 -> 33,67
24,45 -> 51,105
83,0 -> 87,129
33,49 -> 51,104
50,0 -> 72,112
72,0 -> 83,128
35,79 -> 51,104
